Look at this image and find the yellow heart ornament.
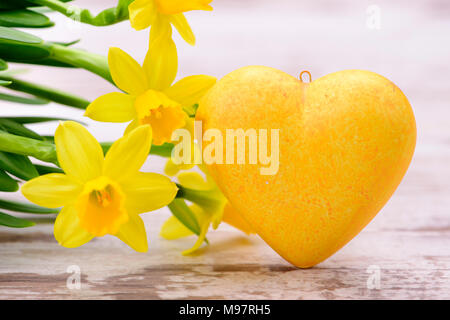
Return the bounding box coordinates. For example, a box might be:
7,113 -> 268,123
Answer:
196,66 -> 416,268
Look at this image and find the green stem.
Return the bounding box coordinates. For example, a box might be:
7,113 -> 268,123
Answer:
0,131 -> 57,164
0,198 -> 59,214
176,185 -> 222,209
0,26 -> 112,83
34,164 -> 63,175
29,0 -> 132,27
168,199 -> 201,236
29,0 -> 70,13
51,44 -> 112,83
0,211 -> 34,228
0,75 -> 90,109
167,199 -> 209,244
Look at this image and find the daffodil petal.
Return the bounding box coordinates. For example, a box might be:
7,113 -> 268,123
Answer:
178,171 -> 209,190
169,13 -> 195,45
165,75 -> 216,107
108,47 -> 148,95
55,121 -> 104,183
144,17 -> 178,91
124,119 -> 139,135
85,92 -> 135,123
164,159 -> 181,176
160,215 -> 194,240
21,173 -> 81,208
103,125 -> 152,182
128,0 -> 157,30
182,219 -> 209,255
54,206 -> 93,248
222,203 -> 255,235
121,172 -> 178,214
149,13 -> 171,44
155,0 -> 213,15
116,213 -> 148,252
211,202 -> 226,229
190,203 -> 212,224
191,196 -> 225,230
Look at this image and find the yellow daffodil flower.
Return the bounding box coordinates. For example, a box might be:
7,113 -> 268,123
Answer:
21,121 -> 178,252
128,0 -> 213,45
85,46 -> 216,145
160,171 -> 254,255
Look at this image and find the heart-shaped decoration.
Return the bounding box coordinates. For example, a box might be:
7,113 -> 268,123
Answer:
196,66 -> 416,268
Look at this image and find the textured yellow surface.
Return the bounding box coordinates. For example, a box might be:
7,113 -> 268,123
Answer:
196,66 -> 417,268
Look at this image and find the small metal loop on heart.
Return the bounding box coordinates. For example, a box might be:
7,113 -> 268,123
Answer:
299,70 -> 312,83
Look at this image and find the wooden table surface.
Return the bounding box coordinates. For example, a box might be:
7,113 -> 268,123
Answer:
0,0 -> 449,299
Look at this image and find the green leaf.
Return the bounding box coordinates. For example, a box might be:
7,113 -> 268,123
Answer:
0,211 -> 34,228
49,39 -> 80,47
42,135 -> 54,143
168,199 -> 201,236
0,26 -> 42,44
0,57 -> 7,70
0,79 -> 10,86
0,92 -> 49,104
0,42 -> 51,61
0,0 -> 36,10
0,9 -> 54,28
0,28 -> 52,64
1,57 -> 74,68
0,36 -> 111,83
0,169 -> 18,192
34,164 -> 63,175
0,151 -> 39,180
28,0 -> 131,26
0,198 -> 59,214
50,44 -> 112,83
0,76 -> 89,109
150,143 -> 175,158
0,0 -> 72,10
0,131 -> 57,164
3,116 -> 76,124
0,118 -> 43,140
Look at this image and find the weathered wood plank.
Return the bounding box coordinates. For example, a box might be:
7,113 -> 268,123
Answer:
0,226 -> 449,299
